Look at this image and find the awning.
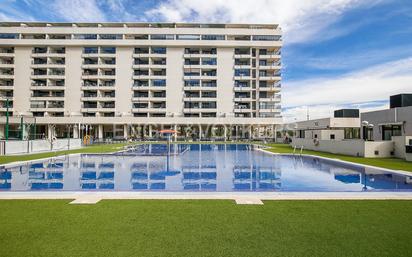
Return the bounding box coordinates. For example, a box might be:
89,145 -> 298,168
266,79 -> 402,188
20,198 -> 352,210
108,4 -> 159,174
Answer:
377,122 -> 404,126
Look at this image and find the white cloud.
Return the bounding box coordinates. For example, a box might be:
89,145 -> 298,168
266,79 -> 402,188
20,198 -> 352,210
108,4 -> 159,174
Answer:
281,57 -> 412,122
145,0 -> 385,43
282,102 -> 390,123
51,0 -> 106,22
283,57 -> 412,108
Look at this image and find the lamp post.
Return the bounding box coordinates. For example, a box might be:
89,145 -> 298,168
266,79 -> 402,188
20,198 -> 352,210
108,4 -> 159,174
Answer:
5,98 -> 10,141
66,124 -> 73,150
361,121 -> 374,141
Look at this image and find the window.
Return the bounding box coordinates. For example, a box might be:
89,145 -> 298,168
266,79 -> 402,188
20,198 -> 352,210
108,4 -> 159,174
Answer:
176,34 -> 200,40
84,47 -> 98,54
202,58 -> 217,65
330,134 -> 335,140
235,48 -> 250,55
184,48 -> 200,54
0,33 -> 19,39
49,34 -> 71,40
252,35 -> 281,41
151,47 -> 166,54
235,69 -> 250,77
99,34 -> 122,40
135,47 -> 149,54
101,47 -> 116,54
151,34 -> 174,40
201,35 -> 225,40
152,79 -> 166,87
74,34 -> 97,40
344,128 -> 360,139
259,102 -> 277,109
184,80 -> 200,87
382,125 -> 402,141
22,34 -> 46,39
228,35 -> 250,41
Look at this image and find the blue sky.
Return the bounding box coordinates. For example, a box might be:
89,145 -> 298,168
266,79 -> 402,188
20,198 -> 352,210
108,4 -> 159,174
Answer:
1,0 -> 411,121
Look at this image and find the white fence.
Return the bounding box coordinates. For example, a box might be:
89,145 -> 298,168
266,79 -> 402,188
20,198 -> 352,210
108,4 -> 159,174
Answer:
0,139 -> 82,155
291,138 -> 394,158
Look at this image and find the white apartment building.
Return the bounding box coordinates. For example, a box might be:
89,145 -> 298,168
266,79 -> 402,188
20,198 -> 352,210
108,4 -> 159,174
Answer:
0,22 -> 282,141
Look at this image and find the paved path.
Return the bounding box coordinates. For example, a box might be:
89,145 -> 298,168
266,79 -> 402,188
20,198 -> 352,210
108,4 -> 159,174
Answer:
1,191 -> 412,204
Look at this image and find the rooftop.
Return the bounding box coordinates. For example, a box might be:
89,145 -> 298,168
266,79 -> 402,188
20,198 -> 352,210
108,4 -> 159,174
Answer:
0,22 -> 280,30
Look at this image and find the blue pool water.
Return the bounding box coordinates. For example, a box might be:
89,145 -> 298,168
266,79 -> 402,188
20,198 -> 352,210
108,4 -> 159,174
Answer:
1,144 -> 412,192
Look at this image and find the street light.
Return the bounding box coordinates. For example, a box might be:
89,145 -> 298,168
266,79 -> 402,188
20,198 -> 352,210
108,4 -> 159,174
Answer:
66,124 -> 73,150
5,98 -> 11,141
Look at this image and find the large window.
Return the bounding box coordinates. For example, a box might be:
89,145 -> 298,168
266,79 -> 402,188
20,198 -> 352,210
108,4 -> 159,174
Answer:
344,128 -> 360,139
382,125 -> 402,141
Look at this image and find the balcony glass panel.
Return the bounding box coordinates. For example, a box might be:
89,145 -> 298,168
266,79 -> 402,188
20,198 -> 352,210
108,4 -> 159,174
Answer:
235,69 -> 250,76
176,34 -> 200,40
100,47 -> 116,54
152,79 -> 166,87
201,35 -> 225,40
74,34 -> 98,40
151,47 -> 166,54
99,34 -> 122,40
84,47 -> 98,54
252,35 -> 281,41
151,34 -> 174,40
0,33 -> 19,39
184,80 -> 200,87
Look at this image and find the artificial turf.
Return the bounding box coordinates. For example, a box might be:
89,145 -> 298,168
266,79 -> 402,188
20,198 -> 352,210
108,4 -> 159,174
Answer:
0,200 -> 411,257
266,143 -> 412,172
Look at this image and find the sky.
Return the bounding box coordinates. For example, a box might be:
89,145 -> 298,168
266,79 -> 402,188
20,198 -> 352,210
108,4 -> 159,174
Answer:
1,0 -> 411,122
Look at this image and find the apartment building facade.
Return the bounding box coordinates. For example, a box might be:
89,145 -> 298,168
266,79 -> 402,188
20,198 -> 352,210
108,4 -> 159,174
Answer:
0,22 -> 282,140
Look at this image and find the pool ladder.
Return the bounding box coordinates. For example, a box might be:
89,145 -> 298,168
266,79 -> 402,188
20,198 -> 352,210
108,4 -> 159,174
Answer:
293,146 -> 304,156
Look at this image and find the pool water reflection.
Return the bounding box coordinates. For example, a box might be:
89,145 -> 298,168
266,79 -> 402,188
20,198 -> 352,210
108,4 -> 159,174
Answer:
1,144 -> 412,192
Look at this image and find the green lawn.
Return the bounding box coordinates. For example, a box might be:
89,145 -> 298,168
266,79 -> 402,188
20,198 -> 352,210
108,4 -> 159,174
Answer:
0,143 -> 132,164
266,143 -> 412,172
0,200 -> 411,257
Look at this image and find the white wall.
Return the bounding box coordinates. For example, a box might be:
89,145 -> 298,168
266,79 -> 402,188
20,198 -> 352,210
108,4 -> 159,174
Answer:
361,106 -> 412,141
3,138 -> 81,155
291,138 -> 394,158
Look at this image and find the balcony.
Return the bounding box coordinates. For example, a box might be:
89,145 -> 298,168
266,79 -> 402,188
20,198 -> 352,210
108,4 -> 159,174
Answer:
0,48 -> 14,56
259,51 -> 281,59
259,61 -> 281,70
0,80 -> 13,87
0,59 -> 14,68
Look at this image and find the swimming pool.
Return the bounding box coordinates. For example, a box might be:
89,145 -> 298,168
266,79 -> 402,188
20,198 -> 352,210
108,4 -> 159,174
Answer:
1,144 -> 412,192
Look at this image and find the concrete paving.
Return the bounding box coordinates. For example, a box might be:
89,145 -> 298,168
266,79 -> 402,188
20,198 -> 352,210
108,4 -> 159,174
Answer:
1,191 -> 412,205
